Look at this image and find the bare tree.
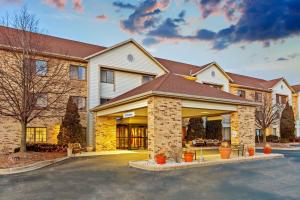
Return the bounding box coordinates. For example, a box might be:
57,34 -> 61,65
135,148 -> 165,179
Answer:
255,94 -> 281,144
0,7 -> 72,152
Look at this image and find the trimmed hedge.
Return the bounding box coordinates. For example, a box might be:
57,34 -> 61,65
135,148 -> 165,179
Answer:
26,143 -> 67,152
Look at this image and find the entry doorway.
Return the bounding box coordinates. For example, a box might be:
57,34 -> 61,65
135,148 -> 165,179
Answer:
117,124 -> 148,150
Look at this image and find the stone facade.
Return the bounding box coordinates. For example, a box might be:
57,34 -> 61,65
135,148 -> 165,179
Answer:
95,116 -> 117,151
0,49 -> 88,152
231,106 -> 256,148
147,96 -> 182,159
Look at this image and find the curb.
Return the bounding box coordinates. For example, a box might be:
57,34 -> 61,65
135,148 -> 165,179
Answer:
129,153 -> 284,171
0,157 -> 69,175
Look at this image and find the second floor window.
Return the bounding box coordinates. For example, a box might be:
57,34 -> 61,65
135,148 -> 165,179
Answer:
237,90 -> 246,98
71,96 -> 86,111
36,93 -> 48,108
276,94 -> 287,104
35,60 -> 48,76
255,92 -> 262,102
101,69 -> 114,84
142,75 -> 154,84
70,65 -> 86,80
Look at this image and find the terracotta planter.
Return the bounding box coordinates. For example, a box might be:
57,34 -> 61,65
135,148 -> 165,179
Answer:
264,147 -> 272,154
155,155 -> 166,164
219,147 -> 231,159
184,152 -> 194,162
248,147 -> 255,156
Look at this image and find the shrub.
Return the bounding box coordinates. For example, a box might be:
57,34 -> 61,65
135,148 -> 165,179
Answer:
26,143 -> 67,152
187,117 -> 205,140
280,102 -> 295,140
266,135 -> 279,143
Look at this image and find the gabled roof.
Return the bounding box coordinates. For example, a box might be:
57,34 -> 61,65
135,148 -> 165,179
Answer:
0,25 -> 105,60
293,85 -> 300,92
192,62 -> 233,82
92,73 -> 257,111
85,39 -> 169,73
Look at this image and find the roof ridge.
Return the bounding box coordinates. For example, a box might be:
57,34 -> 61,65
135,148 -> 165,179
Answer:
0,25 -> 105,48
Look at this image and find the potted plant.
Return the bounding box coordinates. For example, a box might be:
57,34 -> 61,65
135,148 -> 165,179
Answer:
263,143 -> 272,154
248,146 -> 255,156
155,153 -> 167,164
219,141 -> 231,159
184,151 -> 194,162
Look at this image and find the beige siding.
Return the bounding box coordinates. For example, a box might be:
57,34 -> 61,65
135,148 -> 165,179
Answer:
196,65 -> 230,92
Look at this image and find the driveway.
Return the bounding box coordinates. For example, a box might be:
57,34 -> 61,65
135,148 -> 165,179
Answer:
0,151 -> 300,200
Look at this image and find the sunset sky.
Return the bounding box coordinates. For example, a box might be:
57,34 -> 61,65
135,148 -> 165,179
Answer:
1,0 -> 299,84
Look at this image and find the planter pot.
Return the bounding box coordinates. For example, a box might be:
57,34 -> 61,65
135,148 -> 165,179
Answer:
219,147 -> 231,159
155,155 -> 166,164
184,153 -> 194,162
67,148 -> 73,157
264,147 -> 272,154
248,148 -> 255,156
86,146 -> 93,152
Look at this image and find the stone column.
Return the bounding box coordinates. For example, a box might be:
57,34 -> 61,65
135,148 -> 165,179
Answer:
231,106 -> 256,148
95,116 -> 117,151
147,96 -> 182,160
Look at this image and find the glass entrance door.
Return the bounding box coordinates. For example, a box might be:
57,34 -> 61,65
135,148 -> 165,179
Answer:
117,125 -> 147,150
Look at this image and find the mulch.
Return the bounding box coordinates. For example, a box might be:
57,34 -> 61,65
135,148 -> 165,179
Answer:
0,152 -> 67,169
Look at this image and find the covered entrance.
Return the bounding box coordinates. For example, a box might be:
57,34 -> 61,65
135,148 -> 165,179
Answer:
91,73 -> 258,159
117,124 -> 147,150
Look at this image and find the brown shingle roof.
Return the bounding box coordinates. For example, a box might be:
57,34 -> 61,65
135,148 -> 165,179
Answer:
94,73 -> 255,110
293,84 -> 300,92
0,25 -> 105,59
155,57 -> 210,75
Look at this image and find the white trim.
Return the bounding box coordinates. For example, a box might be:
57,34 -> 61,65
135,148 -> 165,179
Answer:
96,99 -> 148,116
182,100 -> 237,111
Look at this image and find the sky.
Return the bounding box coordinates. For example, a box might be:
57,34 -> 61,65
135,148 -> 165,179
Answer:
0,0 -> 299,85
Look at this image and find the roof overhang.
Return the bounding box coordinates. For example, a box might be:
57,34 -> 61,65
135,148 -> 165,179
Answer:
91,90 -> 259,113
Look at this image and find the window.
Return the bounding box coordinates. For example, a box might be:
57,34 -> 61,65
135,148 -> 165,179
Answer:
71,96 -> 86,111
211,71 -> 216,77
36,93 -> 48,108
255,92 -> 262,102
276,94 -> 287,104
203,83 -> 223,90
26,127 -> 47,143
142,75 -> 154,84
100,98 -> 111,104
69,65 -> 86,80
237,90 -> 246,98
35,60 -> 48,76
101,69 -> 114,84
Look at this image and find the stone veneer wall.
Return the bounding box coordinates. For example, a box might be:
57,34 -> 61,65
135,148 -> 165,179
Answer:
147,96 -> 182,159
231,106 -> 256,148
0,49 -> 88,152
95,116 -> 117,151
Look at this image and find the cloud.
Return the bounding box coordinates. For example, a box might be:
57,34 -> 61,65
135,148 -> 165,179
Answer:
113,1 -> 136,10
96,14 -> 108,21
140,0 -> 300,50
44,0 -> 67,10
277,57 -> 289,61
43,0 -> 84,12
276,53 -> 300,62
119,0 -> 170,33
73,0 -> 83,12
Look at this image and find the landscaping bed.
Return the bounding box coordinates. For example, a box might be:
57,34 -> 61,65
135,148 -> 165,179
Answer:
0,152 -> 67,169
